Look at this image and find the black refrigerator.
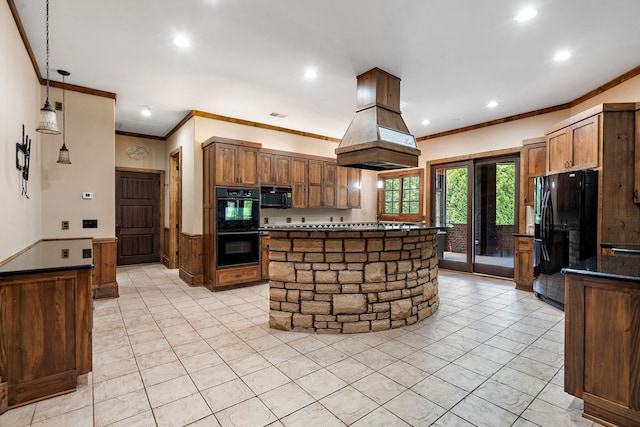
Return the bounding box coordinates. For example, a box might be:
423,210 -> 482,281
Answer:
533,170 -> 598,309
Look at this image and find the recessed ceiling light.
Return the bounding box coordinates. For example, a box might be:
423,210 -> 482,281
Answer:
141,107 -> 151,117
173,36 -> 190,48
269,112 -> 287,118
487,101 -> 499,108
553,51 -> 572,61
421,119 -> 431,125
514,8 -> 538,22
304,69 -> 317,79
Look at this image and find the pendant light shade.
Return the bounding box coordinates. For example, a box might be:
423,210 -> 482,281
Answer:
57,143 -> 71,164
36,0 -> 61,135
37,100 -> 60,134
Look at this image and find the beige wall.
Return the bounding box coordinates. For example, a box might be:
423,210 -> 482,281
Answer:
40,87 -> 116,239
115,134 -> 166,171
0,1 -> 42,260
571,73 -> 640,114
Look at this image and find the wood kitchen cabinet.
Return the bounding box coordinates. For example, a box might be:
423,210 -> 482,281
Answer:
635,107 -> 640,204
513,235 -> 534,291
259,152 -> 291,187
261,235 -> 270,280
518,138 -> 546,233
546,114 -> 599,174
291,157 -> 308,209
309,160 -> 336,208
564,268 -> 640,427
0,240 -> 93,409
337,166 -> 362,209
214,141 -> 259,187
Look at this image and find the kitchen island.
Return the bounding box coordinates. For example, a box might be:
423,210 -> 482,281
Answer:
262,223 -> 441,333
0,239 -> 93,410
563,253 -> 640,427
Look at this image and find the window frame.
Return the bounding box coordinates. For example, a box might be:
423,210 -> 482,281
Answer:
377,168 -> 424,222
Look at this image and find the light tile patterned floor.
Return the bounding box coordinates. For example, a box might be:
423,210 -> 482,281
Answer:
0,264 -> 605,427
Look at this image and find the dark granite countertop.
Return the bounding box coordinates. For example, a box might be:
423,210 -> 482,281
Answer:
0,239 -> 94,277
512,233 -> 534,238
562,255 -> 640,283
259,222 -> 441,232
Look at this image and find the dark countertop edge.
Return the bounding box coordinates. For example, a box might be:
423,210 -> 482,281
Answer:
0,263 -> 94,277
562,267 -> 640,283
259,226 -> 443,232
512,233 -> 534,237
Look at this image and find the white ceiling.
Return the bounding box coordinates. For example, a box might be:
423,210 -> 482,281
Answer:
13,0 -> 640,139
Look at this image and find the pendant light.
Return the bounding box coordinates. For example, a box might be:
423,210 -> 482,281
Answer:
56,69 -> 71,164
36,0 -> 60,134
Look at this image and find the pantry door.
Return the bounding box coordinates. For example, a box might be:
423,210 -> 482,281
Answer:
115,170 -> 161,265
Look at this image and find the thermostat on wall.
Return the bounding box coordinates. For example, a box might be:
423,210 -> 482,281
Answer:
82,192 -> 93,200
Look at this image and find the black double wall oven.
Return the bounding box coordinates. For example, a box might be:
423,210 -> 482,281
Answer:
216,188 -> 260,268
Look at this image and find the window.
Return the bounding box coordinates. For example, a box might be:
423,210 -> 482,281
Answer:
377,169 -> 423,222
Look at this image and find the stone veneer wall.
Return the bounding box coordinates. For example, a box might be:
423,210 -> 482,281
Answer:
268,229 -> 440,333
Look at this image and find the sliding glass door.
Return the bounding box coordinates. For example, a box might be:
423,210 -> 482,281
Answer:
432,156 -> 518,278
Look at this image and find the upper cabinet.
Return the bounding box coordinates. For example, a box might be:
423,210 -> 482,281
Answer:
546,115 -> 599,174
308,160 -> 338,208
260,152 -> 291,187
291,157 -> 308,209
214,142 -> 259,187
337,166 -> 362,209
635,108 -> 640,204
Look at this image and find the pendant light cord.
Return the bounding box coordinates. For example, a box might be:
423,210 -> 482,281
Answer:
62,73 -> 65,146
45,0 -> 50,100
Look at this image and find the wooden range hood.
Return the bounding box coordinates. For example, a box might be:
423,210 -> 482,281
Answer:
335,68 -> 420,170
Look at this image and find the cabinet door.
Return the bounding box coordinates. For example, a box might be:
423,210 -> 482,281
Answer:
527,145 -> 546,177
259,153 -> 274,186
547,129 -> 570,174
273,155 -> 292,186
261,235 -> 270,279
570,116 -> 599,170
323,162 -> 337,208
513,236 -> 533,291
215,144 -> 238,186
349,167 -> 361,209
237,147 -> 259,186
308,160 -> 323,208
291,158 -> 308,208
337,166 -> 349,209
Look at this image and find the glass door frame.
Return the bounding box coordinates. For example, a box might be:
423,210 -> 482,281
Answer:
430,160 -> 474,273
428,154 -> 520,278
472,155 -> 520,278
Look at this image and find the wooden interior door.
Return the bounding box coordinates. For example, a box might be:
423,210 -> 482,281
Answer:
116,170 -> 161,265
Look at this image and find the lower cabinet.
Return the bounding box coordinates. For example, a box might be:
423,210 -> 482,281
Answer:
513,235 -> 534,291
565,273 -> 640,427
261,235 -> 270,280
0,268 -> 92,408
215,265 -> 261,288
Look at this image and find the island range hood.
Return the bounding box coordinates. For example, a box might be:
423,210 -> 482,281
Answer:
335,67 -> 421,171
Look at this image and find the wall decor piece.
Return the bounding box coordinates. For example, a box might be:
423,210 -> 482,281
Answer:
126,145 -> 149,160
16,124 -> 31,198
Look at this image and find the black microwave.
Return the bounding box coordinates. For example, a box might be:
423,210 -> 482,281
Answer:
261,187 -> 292,208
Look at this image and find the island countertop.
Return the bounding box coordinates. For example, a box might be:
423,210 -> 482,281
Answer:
0,238 -> 93,277
561,254 -> 640,283
259,222 -> 441,232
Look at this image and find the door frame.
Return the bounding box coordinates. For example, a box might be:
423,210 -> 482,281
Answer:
115,167 -> 165,265
426,147 -> 521,277
168,147 -> 182,269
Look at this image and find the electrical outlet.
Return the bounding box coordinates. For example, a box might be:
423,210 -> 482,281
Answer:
301,217 -> 305,223
61,249 -> 69,258
286,217 -> 291,223
82,248 -> 92,259
330,217 -> 333,222
341,217 -> 344,222
264,217 -> 269,224
82,219 -> 98,228
61,221 -> 69,230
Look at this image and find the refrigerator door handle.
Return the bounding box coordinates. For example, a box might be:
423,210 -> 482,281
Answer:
540,190 -> 553,262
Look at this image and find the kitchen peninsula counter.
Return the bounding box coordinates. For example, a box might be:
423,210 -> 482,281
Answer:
0,239 -> 93,410
562,254 -> 640,427
262,223 -> 441,333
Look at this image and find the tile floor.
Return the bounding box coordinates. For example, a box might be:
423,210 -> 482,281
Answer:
0,264 -> 604,427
